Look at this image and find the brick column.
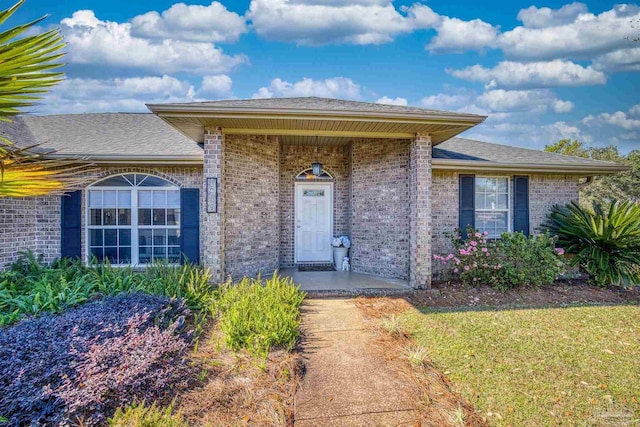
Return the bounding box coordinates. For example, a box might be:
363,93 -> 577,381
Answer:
409,133 -> 432,289
202,128 -> 225,282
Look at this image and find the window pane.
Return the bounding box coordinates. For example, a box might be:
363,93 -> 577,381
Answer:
89,190 -> 102,208
475,178 -> 488,192
153,208 -> 166,225
153,229 -> 166,246
139,229 -> 152,246
89,229 -> 103,246
119,229 -> 131,246
153,191 -> 166,207
485,193 -> 497,209
166,208 -> 180,225
90,209 -> 102,226
497,179 -> 508,193
139,190 -> 152,208
118,191 -> 131,208
94,175 -> 131,186
168,246 -> 181,263
104,229 -> 117,246
103,190 -> 117,207
475,194 -> 486,209
497,194 -> 508,209
119,247 -> 131,263
139,246 -> 152,263
118,208 -> 131,225
153,247 -> 166,257
140,176 -> 172,187
104,247 -> 117,263
90,247 -> 104,261
138,208 -> 152,225
103,208 -> 116,225
167,191 -> 180,208
167,229 -> 179,245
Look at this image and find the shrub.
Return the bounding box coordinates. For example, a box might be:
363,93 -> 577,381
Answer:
0,294 -> 195,426
216,273 -> 305,357
435,228 -> 565,291
0,253 -> 214,326
544,200 -> 640,287
109,402 -> 186,427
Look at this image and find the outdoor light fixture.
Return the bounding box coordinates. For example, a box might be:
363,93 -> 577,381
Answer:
311,137 -> 322,177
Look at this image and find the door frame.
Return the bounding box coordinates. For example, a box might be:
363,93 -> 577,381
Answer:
294,181 -> 334,263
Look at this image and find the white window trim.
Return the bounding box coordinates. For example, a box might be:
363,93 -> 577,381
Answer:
474,176 -> 511,238
85,174 -> 180,266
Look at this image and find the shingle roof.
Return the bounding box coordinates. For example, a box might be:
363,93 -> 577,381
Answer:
0,116 -> 39,149
150,96 -> 483,119
16,113 -> 203,160
434,137 -> 625,170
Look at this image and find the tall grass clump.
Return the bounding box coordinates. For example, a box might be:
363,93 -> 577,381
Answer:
544,200 -> 640,287
0,252 -> 215,326
216,273 -> 305,358
109,402 -> 186,427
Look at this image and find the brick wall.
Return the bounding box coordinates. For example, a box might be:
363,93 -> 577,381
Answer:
431,171 -> 581,259
351,139 -> 411,279
279,144 -> 351,267
223,135 -> 280,279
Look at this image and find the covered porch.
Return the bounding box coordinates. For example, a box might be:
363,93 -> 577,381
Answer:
148,98 -> 485,289
279,268 -> 411,292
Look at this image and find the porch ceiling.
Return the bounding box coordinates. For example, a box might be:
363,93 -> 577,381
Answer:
147,99 -> 486,145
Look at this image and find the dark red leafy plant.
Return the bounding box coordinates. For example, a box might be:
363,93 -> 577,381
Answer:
0,293 -> 196,426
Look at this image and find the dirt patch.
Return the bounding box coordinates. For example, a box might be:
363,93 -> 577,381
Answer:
354,298 -> 488,427
363,281 -> 640,315
175,329 -> 303,427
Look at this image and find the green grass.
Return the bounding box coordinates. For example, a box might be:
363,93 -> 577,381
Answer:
402,304 -> 640,426
109,402 -> 186,427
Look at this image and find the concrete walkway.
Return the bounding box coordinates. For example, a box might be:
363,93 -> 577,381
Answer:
294,298 -> 421,426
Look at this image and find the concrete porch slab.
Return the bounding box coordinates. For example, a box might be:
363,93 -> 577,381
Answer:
279,268 -> 411,292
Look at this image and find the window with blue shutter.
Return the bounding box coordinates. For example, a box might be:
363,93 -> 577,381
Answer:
180,188 -> 200,264
513,176 -> 530,235
61,190 -> 82,258
459,175 -> 475,239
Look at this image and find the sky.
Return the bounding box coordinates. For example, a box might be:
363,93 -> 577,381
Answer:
15,0 -> 640,152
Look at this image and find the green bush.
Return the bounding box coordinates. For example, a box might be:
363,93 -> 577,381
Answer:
435,228 -> 565,291
544,200 -> 640,287
0,252 -> 214,326
216,273 -> 305,357
109,402 -> 186,427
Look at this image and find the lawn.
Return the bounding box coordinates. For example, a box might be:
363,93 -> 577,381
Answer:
402,304 -> 640,426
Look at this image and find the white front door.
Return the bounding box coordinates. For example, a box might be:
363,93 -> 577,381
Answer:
295,182 -> 333,262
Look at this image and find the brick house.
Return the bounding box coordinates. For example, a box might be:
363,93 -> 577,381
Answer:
0,97 -> 626,288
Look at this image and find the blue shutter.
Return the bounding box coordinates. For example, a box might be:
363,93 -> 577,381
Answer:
459,175 -> 475,239
513,176 -> 530,235
61,190 -> 82,259
180,188 -> 200,264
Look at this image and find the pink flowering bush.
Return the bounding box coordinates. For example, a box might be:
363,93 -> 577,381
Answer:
434,227 -> 566,291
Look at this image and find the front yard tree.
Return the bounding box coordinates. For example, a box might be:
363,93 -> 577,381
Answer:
0,0 -> 90,197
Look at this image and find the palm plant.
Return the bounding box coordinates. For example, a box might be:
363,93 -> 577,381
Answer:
544,200 -> 640,287
0,0 -> 93,197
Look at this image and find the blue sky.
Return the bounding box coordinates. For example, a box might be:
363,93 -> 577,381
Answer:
17,0 -> 640,152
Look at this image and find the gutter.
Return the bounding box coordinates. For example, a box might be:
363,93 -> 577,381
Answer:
432,159 -> 629,175
45,153 -> 203,166
147,104 -> 487,126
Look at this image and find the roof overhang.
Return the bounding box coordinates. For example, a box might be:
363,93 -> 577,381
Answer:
45,153 -> 203,166
147,103 -> 486,144
433,158 -> 630,175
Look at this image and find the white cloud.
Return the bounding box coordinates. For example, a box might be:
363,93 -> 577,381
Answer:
199,74 -> 233,97
629,104 -> 640,117
247,0 -> 418,45
252,77 -> 361,99
476,89 -> 572,113
427,16 -> 499,53
592,47 -> 640,72
420,92 -> 474,110
516,2 -> 588,28
375,96 -> 407,106
448,60 -> 606,89
498,4 -> 640,60
130,1 -> 248,43
39,75 -> 198,114
61,10 -> 247,74
552,99 -> 574,113
599,111 -> 640,130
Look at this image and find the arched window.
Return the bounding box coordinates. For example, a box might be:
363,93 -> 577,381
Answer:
295,168 -> 333,180
87,173 -> 180,265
